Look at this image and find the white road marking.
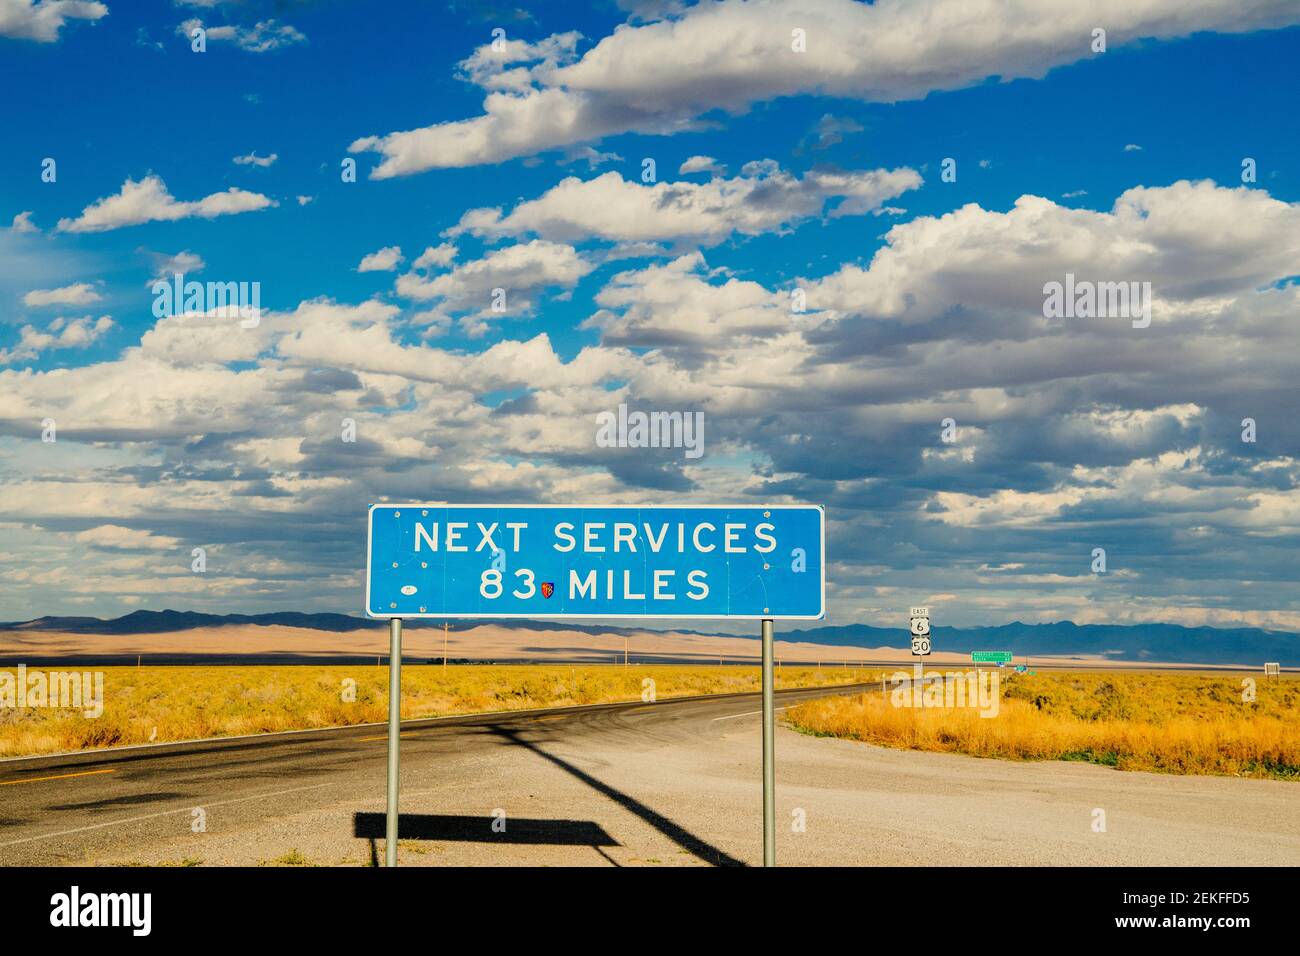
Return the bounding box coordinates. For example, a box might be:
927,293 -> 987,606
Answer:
712,707 -> 789,721
0,782 -> 335,849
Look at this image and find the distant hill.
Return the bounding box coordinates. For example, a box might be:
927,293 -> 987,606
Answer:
785,621 -> 1300,666
0,609 -> 705,638
0,609 -> 1295,665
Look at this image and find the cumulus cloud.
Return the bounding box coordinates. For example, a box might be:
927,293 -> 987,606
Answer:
395,239 -> 594,333
0,314 -> 114,364
349,0 -> 1300,176
0,0 -> 106,42
57,175 -> 275,233
358,246 -> 404,272
23,282 -> 101,307
449,161 -> 921,246
412,243 -> 457,270
9,211 -> 37,233
137,304 -> 279,367
678,155 -> 723,175
804,180 -> 1300,326
584,252 -> 799,346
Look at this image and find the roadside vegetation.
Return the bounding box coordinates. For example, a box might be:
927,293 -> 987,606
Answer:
785,670 -> 1300,780
0,663 -> 874,758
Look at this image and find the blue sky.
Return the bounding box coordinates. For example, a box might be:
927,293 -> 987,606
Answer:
1,0 -> 1299,633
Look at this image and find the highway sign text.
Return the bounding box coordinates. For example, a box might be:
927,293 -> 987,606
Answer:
366,504 -> 825,620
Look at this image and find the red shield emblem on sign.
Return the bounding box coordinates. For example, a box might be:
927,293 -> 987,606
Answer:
541,582 -> 555,598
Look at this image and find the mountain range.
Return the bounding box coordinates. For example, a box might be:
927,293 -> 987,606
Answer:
0,610 -> 1295,665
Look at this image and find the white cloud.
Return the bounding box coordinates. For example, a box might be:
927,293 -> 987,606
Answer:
176,18 -> 306,53
395,240 -> 593,333
9,211 -> 37,233
450,161 -> 921,246
57,175 -> 275,233
296,195 -> 315,206
412,243 -> 457,270
149,250 -> 206,280
584,251 -> 795,346
75,525 -> 180,551
455,30 -> 582,91
0,0 -> 106,42
358,246 -> 404,272
678,155 -> 723,175
23,282 -> 101,307
806,180 -> 1300,324
233,151 -> 278,167
396,240 -> 591,302
350,0 -> 1300,176
138,307 -> 272,366
0,314 -> 114,364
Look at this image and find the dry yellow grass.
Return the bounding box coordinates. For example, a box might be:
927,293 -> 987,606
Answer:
785,670 -> 1300,779
0,663 -> 877,758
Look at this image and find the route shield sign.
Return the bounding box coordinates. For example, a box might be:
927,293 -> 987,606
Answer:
909,606 -> 931,656
365,504 -> 825,620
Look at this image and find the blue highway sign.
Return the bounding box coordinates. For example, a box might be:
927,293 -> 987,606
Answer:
366,504 -> 824,620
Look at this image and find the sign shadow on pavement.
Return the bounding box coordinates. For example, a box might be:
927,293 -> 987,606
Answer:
353,811 -> 620,866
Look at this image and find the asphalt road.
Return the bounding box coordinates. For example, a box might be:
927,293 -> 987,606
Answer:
2,682 -> 1297,866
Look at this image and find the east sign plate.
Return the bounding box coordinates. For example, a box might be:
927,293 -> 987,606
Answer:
366,504 -> 825,620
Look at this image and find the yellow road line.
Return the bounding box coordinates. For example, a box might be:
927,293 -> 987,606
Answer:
0,768 -> 115,787
357,733 -> 411,742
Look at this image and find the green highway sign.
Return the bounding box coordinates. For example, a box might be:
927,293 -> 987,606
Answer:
972,651 -> 1013,663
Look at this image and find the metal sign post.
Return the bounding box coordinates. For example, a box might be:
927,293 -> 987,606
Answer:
761,618 -> 775,867
386,617 -> 402,867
